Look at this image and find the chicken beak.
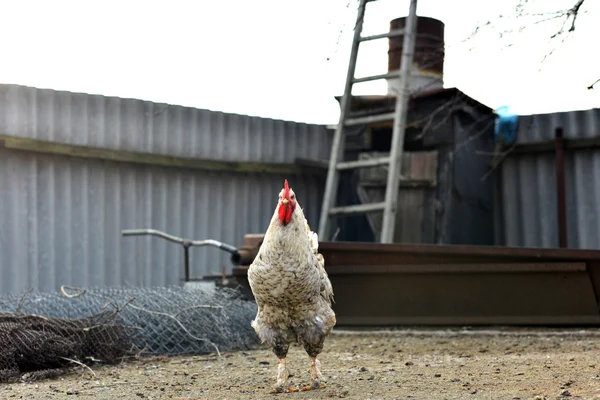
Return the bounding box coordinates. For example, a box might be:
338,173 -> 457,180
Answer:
282,198 -> 289,204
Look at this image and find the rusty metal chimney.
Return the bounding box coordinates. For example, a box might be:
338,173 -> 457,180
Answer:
386,16 -> 445,95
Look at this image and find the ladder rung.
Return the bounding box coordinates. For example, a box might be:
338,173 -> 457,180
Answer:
337,157 -> 390,170
353,71 -> 400,84
329,202 -> 386,216
345,112 -> 395,126
360,29 -> 405,42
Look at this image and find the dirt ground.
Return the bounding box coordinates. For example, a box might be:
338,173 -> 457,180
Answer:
4,327 -> 600,400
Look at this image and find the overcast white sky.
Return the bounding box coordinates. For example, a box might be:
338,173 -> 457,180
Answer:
0,0 -> 598,124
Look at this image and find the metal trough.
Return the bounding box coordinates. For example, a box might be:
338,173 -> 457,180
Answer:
231,234 -> 600,326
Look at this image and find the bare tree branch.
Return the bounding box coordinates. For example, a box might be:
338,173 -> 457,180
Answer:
588,78 -> 600,90
59,357 -> 96,377
480,144 -> 517,182
463,0 -> 590,87
464,0 -> 587,48
540,32 -> 570,66
16,289 -> 33,313
568,0 -> 586,32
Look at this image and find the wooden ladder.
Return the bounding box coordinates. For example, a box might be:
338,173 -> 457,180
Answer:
318,0 -> 419,243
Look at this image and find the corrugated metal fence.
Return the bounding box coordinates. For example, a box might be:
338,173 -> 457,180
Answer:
0,84 -> 331,294
495,108 -> 600,249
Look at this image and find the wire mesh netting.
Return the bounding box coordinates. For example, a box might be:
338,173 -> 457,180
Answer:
0,284 -> 259,383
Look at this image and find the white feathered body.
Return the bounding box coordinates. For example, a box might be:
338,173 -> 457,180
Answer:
248,203 -> 336,355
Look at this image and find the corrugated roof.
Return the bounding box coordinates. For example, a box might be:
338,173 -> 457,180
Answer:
0,84 -> 332,163
517,108 -> 600,144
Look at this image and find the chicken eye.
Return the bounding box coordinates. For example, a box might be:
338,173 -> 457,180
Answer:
290,195 -> 295,200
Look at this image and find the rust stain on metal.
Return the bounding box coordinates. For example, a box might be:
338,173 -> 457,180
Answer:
323,262 -> 586,275
233,234 -> 600,265
388,16 -> 445,76
232,234 -> 600,326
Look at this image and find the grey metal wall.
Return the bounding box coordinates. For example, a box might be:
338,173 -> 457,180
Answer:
0,84 -> 331,162
495,108 -> 600,249
0,84 -> 329,295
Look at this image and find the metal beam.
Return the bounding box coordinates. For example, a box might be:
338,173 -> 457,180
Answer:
554,128 -> 568,248
0,134 -> 315,175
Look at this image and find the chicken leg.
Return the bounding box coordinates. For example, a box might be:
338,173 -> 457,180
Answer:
309,357 -> 322,388
271,338 -> 292,393
275,358 -> 290,392
294,357 -> 323,392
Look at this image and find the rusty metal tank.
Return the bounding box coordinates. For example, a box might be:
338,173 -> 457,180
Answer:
387,16 -> 445,95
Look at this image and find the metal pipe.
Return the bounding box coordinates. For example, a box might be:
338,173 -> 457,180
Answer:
122,229 -> 185,245
381,0 -> 419,243
183,243 -> 191,282
122,229 -> 239,255
121,229 -> 241,281
232,246 -> 259,266
190,238 -> 239,255
554,128 -> 568,248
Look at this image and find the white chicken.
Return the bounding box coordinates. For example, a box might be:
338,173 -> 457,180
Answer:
248,179 -> 336,392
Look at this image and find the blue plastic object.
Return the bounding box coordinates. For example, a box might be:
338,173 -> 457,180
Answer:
494,105 -> 519,145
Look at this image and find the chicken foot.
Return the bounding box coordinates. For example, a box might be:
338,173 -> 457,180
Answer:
274,358 -> 290,393
307,356 -> 322,390
294,356 -> 323,392
276,357 -> 325,393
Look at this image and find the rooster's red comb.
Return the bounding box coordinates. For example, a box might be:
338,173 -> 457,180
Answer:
283,179 -> 290,198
